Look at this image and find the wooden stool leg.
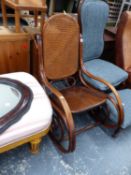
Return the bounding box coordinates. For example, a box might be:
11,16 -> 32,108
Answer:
30,138 -> 42,154
34,10 -> 38,27
40,12 -> 45,31
15,9 -> 21,32
1,0 -> 8,27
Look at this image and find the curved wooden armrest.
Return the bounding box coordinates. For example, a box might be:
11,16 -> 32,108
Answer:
42,76 -> 75,152
79,37 -> 124,128
81,65 -> 124,128
42,74 -> 75,131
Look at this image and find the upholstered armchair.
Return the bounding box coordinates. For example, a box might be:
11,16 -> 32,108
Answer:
80,0 -> 131,135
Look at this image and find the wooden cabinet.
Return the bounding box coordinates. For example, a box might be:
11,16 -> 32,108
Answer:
23,26 -> 41,80
0,27 -> 30,74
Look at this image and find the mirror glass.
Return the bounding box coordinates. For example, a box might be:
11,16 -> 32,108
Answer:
0,77 -> 33,134
0,84 -> 22,118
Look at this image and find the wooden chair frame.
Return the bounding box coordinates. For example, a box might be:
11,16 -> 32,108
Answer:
34,14 -> 116,153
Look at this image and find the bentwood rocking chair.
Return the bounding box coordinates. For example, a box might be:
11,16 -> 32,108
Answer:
80,0 -> 131,135
37,13 -> 108,153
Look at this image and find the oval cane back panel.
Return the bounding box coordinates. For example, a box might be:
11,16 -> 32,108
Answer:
43,14 -> 79,80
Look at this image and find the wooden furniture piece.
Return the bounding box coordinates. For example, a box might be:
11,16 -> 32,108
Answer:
116,11 -> 131,85
0,72 -> 52,154
23,26 -> 41,80
36,13 -> 107,153
1,0 -> 47,32
0,26 -> 30,74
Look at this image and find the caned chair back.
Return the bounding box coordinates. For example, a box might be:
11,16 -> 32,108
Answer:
43,14 -> 79,80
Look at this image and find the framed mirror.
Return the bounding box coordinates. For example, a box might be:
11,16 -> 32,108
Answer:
0,77 -> 33,134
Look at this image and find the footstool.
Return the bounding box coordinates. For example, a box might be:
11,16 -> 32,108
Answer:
0,72 -> 52,153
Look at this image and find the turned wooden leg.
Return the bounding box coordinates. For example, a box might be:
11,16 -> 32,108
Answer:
34,10 -> 38,27
112,127 -> 122,138
15,9 -> 21,32
30,138 -> 42,154
1,0 -> 8,28
40,12 -> 45,31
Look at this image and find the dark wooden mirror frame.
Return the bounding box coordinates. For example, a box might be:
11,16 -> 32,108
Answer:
0,77 -> 33,134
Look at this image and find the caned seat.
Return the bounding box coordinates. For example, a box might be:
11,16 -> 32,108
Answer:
0,72 -> 52,153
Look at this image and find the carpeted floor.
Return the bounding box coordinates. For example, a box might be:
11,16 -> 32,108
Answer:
1,113 -> 131,175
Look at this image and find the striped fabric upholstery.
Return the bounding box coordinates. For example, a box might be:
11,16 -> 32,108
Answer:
81,0 -> 109,62
0,72 -> 52,147
83,59 -> 128,91
81,0 -> 128,90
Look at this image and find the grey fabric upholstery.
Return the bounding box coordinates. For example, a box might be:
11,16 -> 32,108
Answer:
107,89 -> 131,128
81,0 -> 109,62
83,59 -> 128,91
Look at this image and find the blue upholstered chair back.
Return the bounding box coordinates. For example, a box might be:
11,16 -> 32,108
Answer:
81,0 -> 109,62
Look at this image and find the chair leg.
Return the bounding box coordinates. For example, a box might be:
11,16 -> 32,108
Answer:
112,127 -> 122,137
30,138 -> 42,154
15,9 -> 21,32
1,0 -> 8,28
40,12 -> 45,31
34,10 -> 38,27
